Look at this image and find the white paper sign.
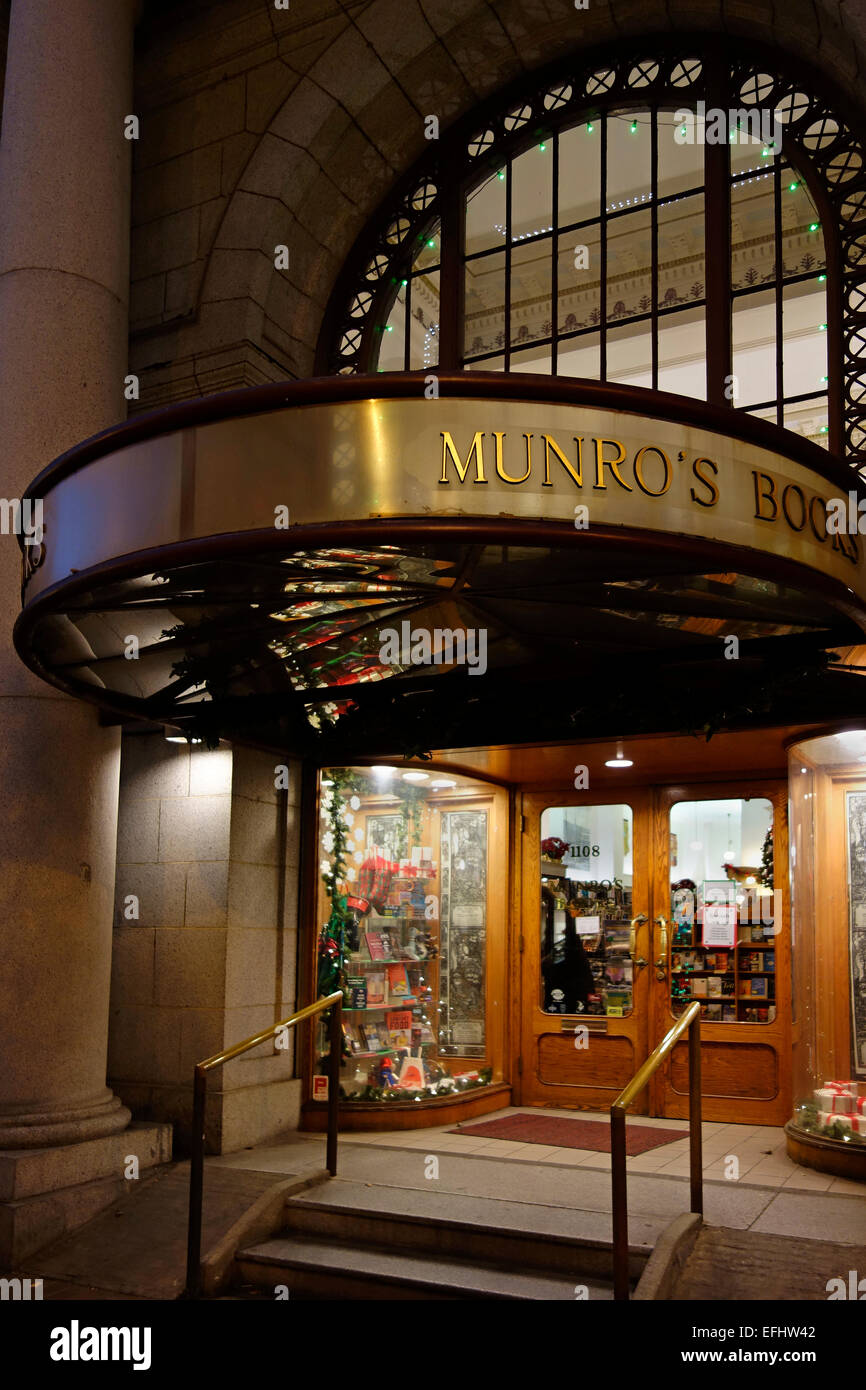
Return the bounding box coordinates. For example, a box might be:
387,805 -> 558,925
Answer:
574,914 -> 601,936
702,904 -> 737,947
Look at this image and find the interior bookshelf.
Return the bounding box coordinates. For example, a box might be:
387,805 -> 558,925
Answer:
670,911 -> 776,1023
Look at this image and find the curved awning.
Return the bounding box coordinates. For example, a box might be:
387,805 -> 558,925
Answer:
15,374 -> 866,755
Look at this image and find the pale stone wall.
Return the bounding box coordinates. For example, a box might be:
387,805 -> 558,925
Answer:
109,734 -> 302,1152
128,0 -> 866,410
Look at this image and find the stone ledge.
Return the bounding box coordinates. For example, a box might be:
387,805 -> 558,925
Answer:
0,1121 -> 172,1202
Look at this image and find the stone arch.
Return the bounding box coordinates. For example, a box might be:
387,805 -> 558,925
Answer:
132,0 -> 866,397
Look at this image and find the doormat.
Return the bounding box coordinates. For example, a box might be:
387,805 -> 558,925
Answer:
449,1112 -> 688,1155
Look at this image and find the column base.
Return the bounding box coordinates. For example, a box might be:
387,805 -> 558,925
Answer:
0,1121 -> 172,1264
0,1092 -> 131,1149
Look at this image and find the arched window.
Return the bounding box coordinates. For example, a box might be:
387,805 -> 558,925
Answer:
319,43 -> 866,468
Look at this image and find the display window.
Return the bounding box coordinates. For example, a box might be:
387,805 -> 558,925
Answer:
313,766 -> 505,1105
667,798 -> 776,1024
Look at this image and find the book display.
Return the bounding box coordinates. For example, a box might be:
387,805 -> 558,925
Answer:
669,881 -> 776,1024
313,768 -> 495,1105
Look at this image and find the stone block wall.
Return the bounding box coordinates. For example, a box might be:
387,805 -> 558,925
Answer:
108,731 -> 302,1153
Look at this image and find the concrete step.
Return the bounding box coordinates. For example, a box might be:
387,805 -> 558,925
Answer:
237,1234 -> 612,1300
281,1178 -> 646,1281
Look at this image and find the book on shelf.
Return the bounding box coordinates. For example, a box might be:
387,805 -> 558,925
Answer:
385,1009 -> 413,1048
367,971 -> 386,1007
741,980 -> 751,996
346,976 -> 367,1009
705,1002 -> 722,1021
764,951 -> 775,970
722,1004 -> 736,1022
707,976 -> 722,997
363,1023 -> 382,1051
750,977 -> 768,997
386,963 -> 410,998
692,978 -> 707,997
364,932 -> 388,961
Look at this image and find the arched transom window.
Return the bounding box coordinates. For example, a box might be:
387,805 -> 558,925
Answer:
320,44 -> 866,469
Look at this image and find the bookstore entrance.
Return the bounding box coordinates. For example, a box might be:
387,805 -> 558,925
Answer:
515,759 -> 790,1127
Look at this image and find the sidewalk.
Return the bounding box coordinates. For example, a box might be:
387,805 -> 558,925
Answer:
212,1106 -> 866,1248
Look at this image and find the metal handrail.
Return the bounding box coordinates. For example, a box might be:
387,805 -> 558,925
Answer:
610,1000 -> 702,1300
184,990 -> 343,1298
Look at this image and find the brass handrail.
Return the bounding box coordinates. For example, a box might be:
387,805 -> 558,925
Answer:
185,990 -> 343,1298
610,1000 -> 702,1300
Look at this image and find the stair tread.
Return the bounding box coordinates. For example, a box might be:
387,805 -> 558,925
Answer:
286,1177 -> 652,1253
239,1235 -> 612,1299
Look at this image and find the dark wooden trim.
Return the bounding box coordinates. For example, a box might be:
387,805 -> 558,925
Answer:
300,1081 -> 511,1131
785,1121 -> 866,1182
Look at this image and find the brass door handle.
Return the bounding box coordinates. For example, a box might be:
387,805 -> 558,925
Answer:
654,915 -> 668,971
634,957 -> 648,969
629,913 -> 647,959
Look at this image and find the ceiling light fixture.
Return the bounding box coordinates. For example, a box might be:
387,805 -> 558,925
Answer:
605,741 -> 633,769
402,771 -> 430,782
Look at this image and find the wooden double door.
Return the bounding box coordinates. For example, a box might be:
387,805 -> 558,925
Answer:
515,780 -> 792,1126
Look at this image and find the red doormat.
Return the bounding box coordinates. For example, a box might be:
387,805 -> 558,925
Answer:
450,1112 -> 688,1155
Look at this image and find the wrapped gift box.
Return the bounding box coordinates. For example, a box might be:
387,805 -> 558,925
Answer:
819,1111 -> 866,1134
815,1088 -> 854,1114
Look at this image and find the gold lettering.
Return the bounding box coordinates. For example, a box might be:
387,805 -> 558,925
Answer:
593,438 -> 631,491
831,529 -> 858,564
809,495 -> 828,543
690,457 -> 719,508
781,484 -> 807,532
439,431 -> 487,484
494,431 -> 532,484
633,445 -> 672,497
753,470 -> 778,521
542,434 -> 584,488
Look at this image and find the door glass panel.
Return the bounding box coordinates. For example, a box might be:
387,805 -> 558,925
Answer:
669,797 -> 775,1023
539,804 -> 634,1017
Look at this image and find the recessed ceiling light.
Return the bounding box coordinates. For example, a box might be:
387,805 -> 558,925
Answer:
431,778 -> 457,789
371,765 -> 396,777
402,771 -> 429,782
